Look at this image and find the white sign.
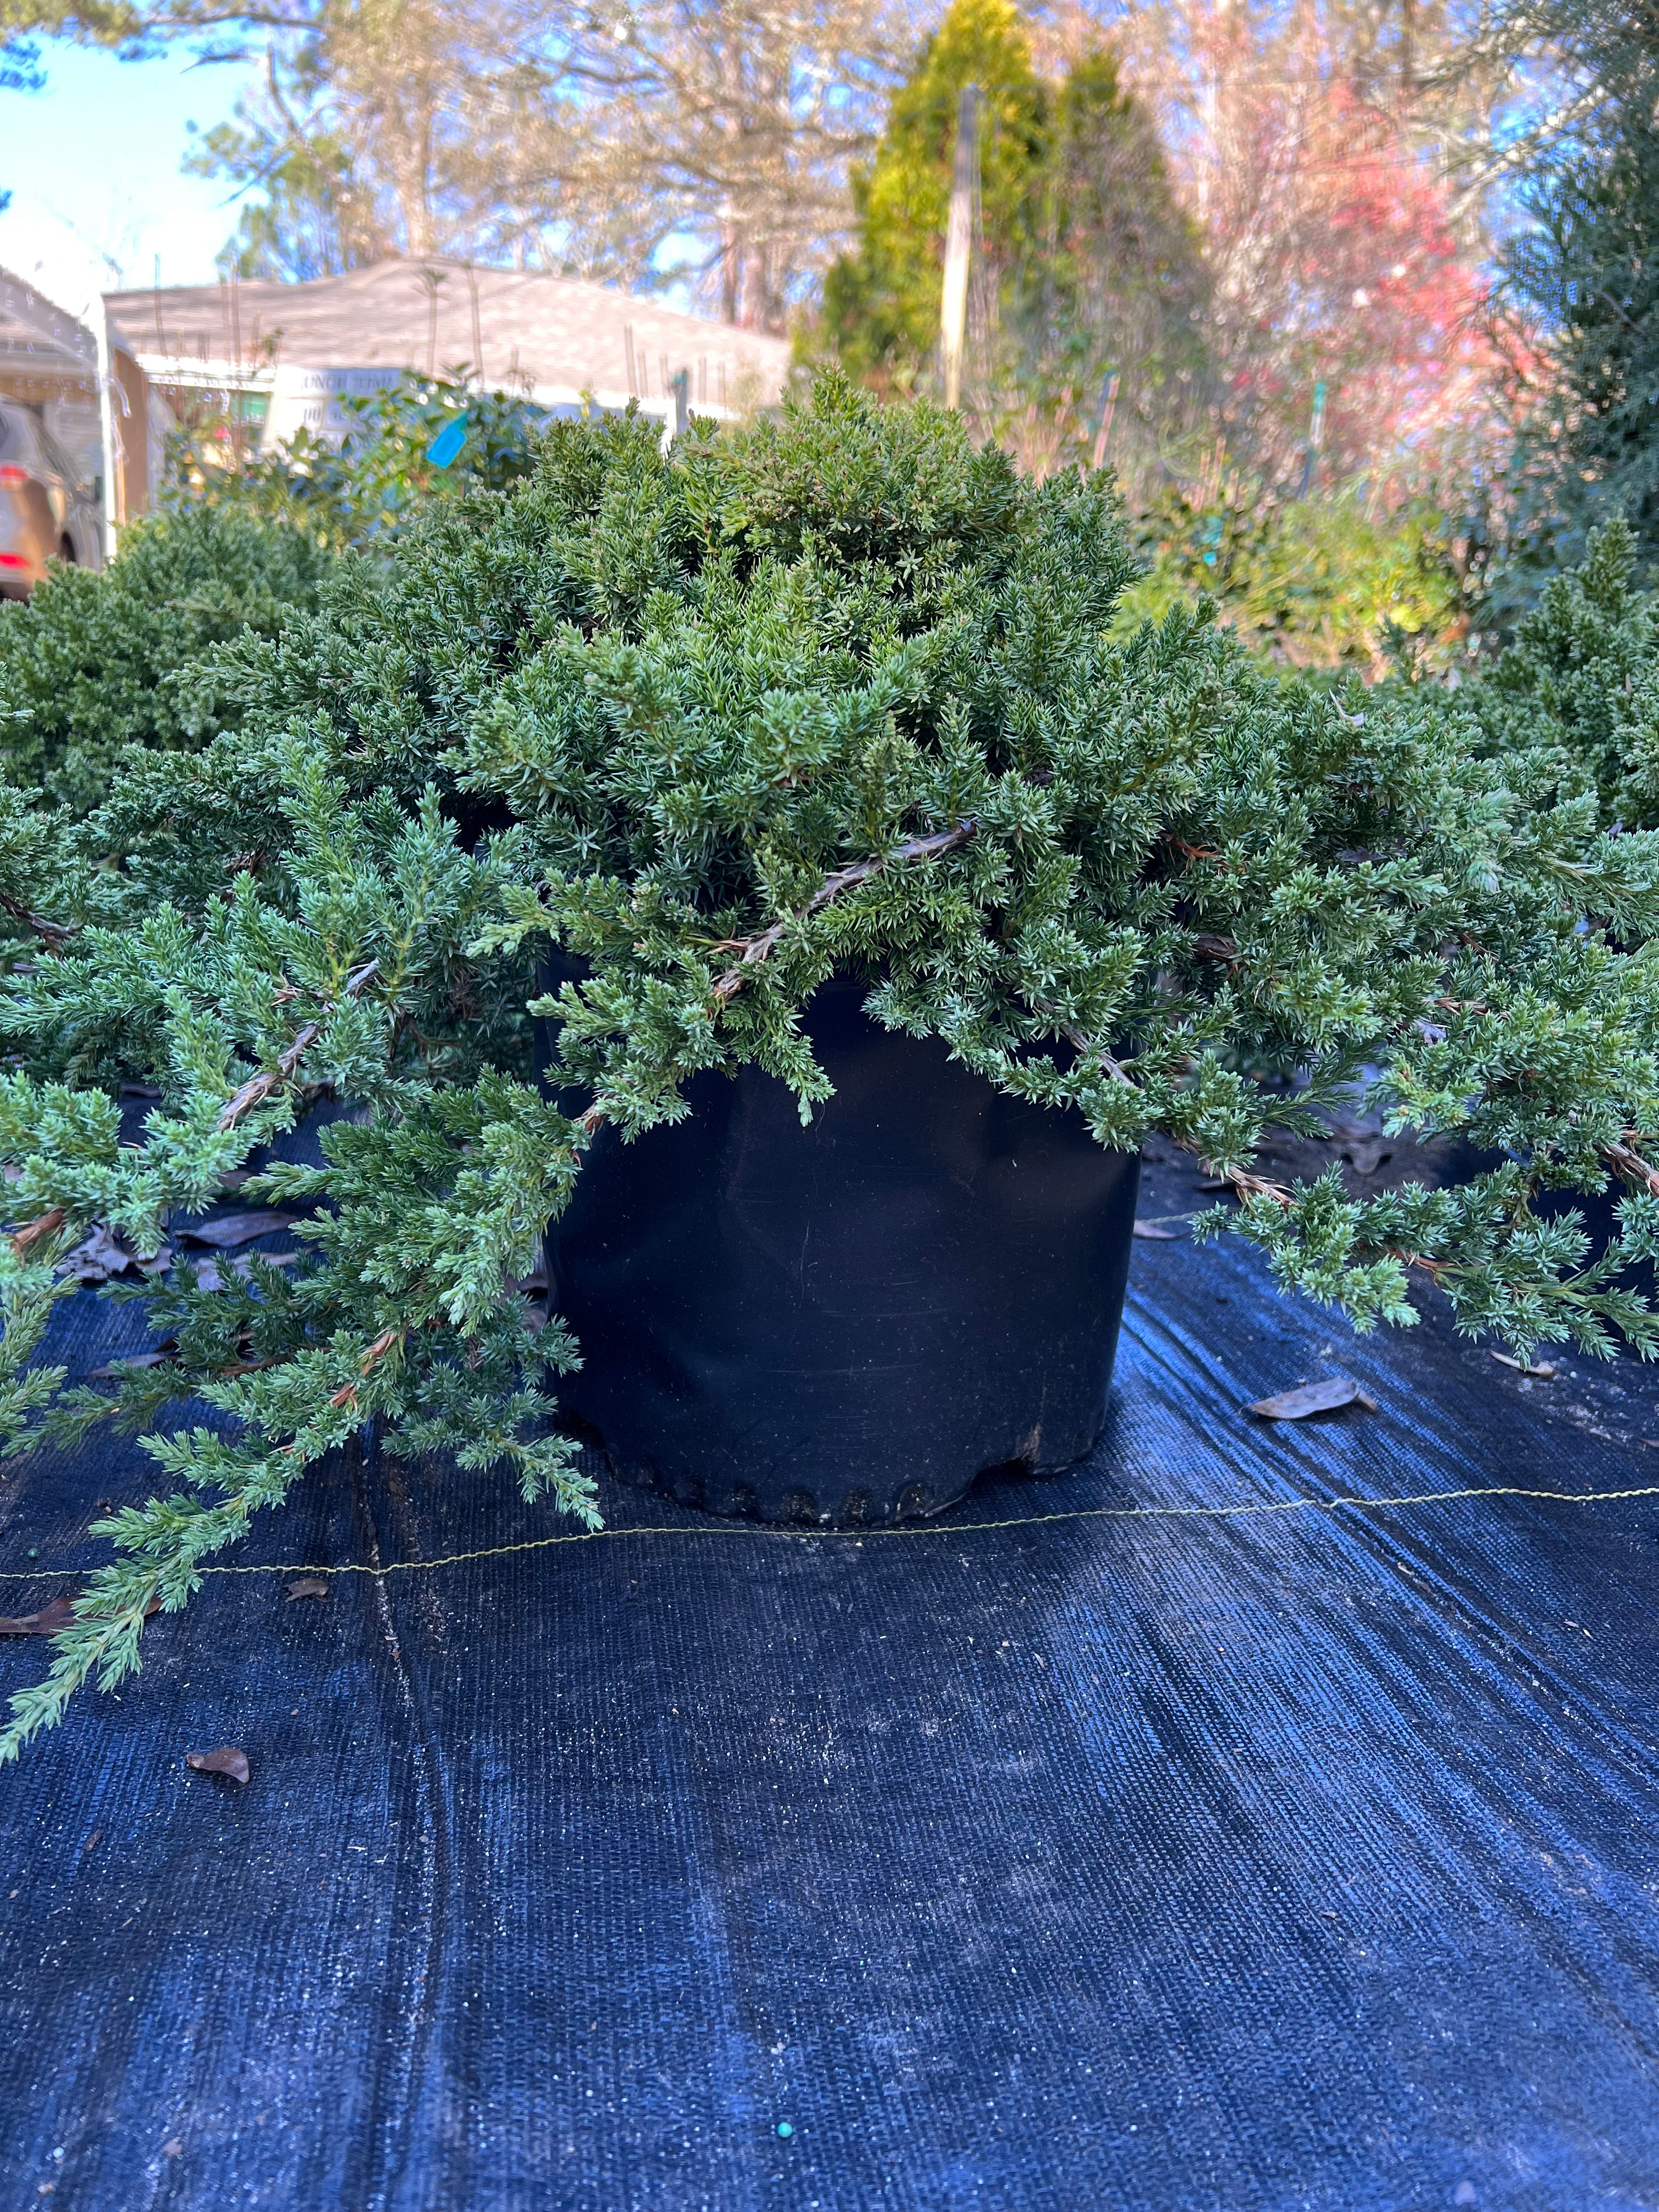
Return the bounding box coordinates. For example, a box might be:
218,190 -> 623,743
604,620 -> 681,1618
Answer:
261,364 -> 404,450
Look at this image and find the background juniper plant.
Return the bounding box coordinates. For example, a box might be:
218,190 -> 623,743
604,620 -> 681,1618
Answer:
1457,516 -> 1659,830
5,374 -> 1659,1759
0,505 -> 335,817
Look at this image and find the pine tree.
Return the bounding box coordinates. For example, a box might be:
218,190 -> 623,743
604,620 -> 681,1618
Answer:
4,375 -> 1659,1758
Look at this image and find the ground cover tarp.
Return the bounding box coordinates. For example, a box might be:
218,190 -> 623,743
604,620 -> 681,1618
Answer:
2,1149 -> 1657,2211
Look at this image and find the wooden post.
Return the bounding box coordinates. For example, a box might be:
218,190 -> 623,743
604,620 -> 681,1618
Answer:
940,83 -> 980,410
1090,372 -> 1121,471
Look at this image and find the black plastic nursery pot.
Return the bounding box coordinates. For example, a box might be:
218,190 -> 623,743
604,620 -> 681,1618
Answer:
541,970 -> 1141,1525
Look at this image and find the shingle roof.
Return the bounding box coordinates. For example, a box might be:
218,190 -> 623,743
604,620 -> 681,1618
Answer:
0,264 -> 98,403
104,258 -> 792,413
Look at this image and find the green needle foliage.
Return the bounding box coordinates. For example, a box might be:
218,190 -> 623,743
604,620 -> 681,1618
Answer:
0,505 -> 333,816
5,373 -> 1659,1757
1459,517 -> 1659,827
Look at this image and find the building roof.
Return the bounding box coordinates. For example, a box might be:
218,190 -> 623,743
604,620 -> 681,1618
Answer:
104,258 -> 792,416
0,266 -> 98,404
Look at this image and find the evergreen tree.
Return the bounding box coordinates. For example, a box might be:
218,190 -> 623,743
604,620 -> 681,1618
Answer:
819,0 -> 1205,464
1500,0 -> 1659,578
822,0 -> 1047,389
211,128 -> 391,284
4,377 -> 1659,1758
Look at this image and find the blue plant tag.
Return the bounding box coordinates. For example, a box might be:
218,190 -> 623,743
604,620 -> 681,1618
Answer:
425,414 -> 468,469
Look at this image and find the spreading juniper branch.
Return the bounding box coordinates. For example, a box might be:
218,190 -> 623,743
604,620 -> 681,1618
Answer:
708,820 -> 980,1002
1049,1013 -> 1298,1206
217,957 -> 381,1130
0,786 -> 591,1754
0,895 -> 76,949
0,1331 -> 409,1762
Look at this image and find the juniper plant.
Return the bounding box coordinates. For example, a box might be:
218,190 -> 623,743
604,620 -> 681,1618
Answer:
5,374 -> 1659,1758
0,505 -> 334,817
1459,517 -> 1659,829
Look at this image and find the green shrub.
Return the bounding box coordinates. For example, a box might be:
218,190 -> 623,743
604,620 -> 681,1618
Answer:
3,377 -> 1659,1755
1119,476 -> 1475,680
1459,517 -> 1659,827
170,372 -> 553,554
0,505 -> 334,815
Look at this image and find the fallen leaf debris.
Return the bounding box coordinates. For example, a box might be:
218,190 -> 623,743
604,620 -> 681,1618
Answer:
1491,1351 -> 1559,1379
185,1746 -> 250,1786
0,1594 -> 76,1637
1247,1375 -> 1379,1419
179,1212 -> 301,1250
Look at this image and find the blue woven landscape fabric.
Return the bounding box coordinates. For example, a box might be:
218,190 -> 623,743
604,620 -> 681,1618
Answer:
2,1222 -> 1657,2211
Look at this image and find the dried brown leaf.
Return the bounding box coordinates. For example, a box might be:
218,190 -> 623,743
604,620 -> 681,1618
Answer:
284,1576 -> 329,1601
180,1212 -> 300,1249
185,1746 -> 250,1785
58,1222 -> 142,1284
194,1250 -> 300,1291
0,1593 -> 76,1636
1340,1139 -> 1391,1177
87,1348 -> 176,1380
1248,1374 -> 1378,1419
236,1250 -> 298,1276
3,1590 -> 165,1633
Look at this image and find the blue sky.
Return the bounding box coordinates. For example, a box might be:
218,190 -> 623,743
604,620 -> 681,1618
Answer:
1,40 -> 254,323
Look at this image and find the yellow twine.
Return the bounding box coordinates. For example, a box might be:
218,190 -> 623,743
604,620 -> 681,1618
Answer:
4,1479 -> 1657,1583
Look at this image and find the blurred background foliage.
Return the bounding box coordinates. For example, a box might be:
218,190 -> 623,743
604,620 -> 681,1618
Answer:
7,0 -> 1659,675
163,371 -> 552,551
1118,475 -> 1485,680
